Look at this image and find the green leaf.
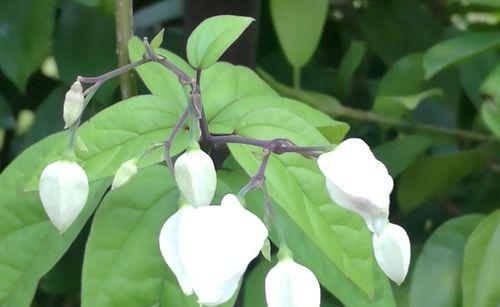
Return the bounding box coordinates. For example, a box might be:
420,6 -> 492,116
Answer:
54,3 -> 118,102
423,32 -> 500,79
23,95 -> 187,191
409,214 -> 484,307
397,151 -> 487,213
361,0 -> 440,65
459,52 -> 498,107
129,38 -> 349,143
481,102 -> 500,138
226,108 -> 394,305
150,28 -> 165,51
0,0 -> 55,91
334,41 -> 366,100
373,88 -> 442,119
462,210 -> 500,307
481,62 -> 500,103
377,53 -> 425,97
81,166 -> 198,307
186,15 -> 254,69
0,131 -> 110,306
242,258 -> 274,307
270,0 -> 328,68
373,135 -> 433,177
448,0 -> 500,8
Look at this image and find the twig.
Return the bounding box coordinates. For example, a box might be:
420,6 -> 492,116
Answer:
257,68 -> 499,143
165,107 -> 190,179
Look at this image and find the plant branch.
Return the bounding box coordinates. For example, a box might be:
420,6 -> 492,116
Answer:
257,68 -> 499,143
115,0 -> 137,99
165,107 -> 190,178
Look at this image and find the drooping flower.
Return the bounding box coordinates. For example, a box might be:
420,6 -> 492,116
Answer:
372,223 -> 411,285
174,146 -> 217,208
317,138 -> 393,234
111,158 -> 138,190
159,194 -> 268,306
39,160 -> 89,233
63,81 -> 85,128
265,252 -> 320,307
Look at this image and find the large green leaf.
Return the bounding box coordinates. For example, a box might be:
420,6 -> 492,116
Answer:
373,135 -> 433,177
334,41 -> 366,100
82,166 -> 195,306
186,15 -> 254,69
481,62 -> 500,103
0,131 -> 109,306
270,0 -> 328,68
129,37 -> 348,142
423,32 -> 500,79
0,0 -> 55,91
225,108 -> 394,305
462,210 -> 500,307
409,214 -> 484,307
377,53 -> 425,97
0,92 -> 190,306
23,95 -> 188,191
459,52 -> 498,107
397,150 -> 487,213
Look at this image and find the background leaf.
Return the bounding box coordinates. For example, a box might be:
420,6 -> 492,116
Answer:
0,0 -> 55,91
423,32 -> 500,79
462,210 -> 500,307
270,0 -> 328,68
397,150 -> 487,213
409,214 -> 484,307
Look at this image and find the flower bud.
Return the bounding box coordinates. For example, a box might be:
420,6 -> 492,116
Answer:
372,223 -> 411,285
265,257 -> 321,307
159,194 -> 268,306
317,138 -> 393,234
174,147 -> 216,208
39,160 -> 89,233
111,158 -> 138,190
63,81 -> 84,128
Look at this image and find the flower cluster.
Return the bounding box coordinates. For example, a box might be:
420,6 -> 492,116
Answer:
38,75 -> 410,306
318,138 -> 411,285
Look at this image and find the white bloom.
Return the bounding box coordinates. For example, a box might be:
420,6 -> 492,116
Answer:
174,147 -> 217,208
159,194 -> 268,306
63,81 -> 85,128
265,258 -> 320,307
372,223 -> 411,285
317,138 -> 393,234
111,158 -> 138,190
39,160 -> 89,233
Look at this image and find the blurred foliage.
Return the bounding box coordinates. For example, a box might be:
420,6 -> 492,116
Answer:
0,0 -> 499,306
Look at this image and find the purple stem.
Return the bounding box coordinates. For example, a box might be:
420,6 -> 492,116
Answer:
165,107 -> 190,179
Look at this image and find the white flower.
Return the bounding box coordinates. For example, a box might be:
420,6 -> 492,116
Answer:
372,223 -> 411,285
317,138 -> 393,234
39,160 -> 89,233
111,158 -> 138,190
63,81 -> 85,128
159,194 -> 268,306
174,147 -> 217,208
265,257 -> 320,307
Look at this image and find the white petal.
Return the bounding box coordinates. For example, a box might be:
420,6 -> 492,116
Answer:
63,81 -> 84,128
265,259 -> 321,307
174,148 -> 217,208
39,161 -> 89,233
318,138 -> 393,232
372,223 -> 411,285
178,194 -> 268,305
159,206 -> 195,295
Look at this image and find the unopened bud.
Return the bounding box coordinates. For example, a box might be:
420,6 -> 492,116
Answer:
111,158 -> 138,190
39,160 -> 89,233
63,81 -> 84,129
174,147 -> 216,207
